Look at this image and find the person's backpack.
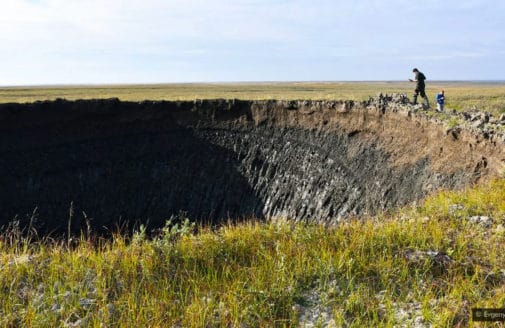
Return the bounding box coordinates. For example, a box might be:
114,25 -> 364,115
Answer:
419,73 -> 426,81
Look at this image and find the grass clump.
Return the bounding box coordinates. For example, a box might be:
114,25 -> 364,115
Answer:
1,181 -> 505,326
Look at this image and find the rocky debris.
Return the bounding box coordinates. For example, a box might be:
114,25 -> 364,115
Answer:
461,112 -> 472,121
403,249 -> 505,290
3,273 -> 115,327
481,269 -> 505,286
375,291 -> 432,327
367,93 -> 413,114
462,112 -> 491,124
403,249 -> 453,276
466,215 -> 493,228
295,280 -> 435,327
460,256 -> 505,286
365,95 -> 505,144
447,205 -> 495,228
403,249 -> 452,263
389,302 -> 431,328
295,280 -> 339,328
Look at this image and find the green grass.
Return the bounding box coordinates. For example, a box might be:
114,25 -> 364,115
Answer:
1,180 -> 505,327
2,81 -> 505,115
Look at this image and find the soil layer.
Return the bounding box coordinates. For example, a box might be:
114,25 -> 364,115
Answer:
0,98 -> 502,233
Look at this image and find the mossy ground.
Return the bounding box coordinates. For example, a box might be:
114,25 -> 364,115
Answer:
1,180 -> 504,327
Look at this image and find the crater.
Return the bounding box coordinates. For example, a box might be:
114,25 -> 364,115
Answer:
0,97 -> 502,234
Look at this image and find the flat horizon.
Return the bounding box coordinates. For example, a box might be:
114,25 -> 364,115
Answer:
2,80 -> 505,88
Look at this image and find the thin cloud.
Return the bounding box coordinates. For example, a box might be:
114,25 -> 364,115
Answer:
1,0 -> 504,84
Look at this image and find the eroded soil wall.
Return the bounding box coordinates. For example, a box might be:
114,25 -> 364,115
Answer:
0,98 -> 502,233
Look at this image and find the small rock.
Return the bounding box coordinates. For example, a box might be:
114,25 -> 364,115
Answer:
338,103 -> 349,112
448,204 -> 464,213
445,127 -> 461,139
461,112 -> 471,121
495,224 -> 505,234
413,315 -> 431,328
107,303 -> 115,316
291,304 -> 302,313
472,120 -> 484,129
62,291 -> 72,302
78,298 -> 95,310
375,290 -> 387,300
470,113 -> 480,121
64,318 -> 88,328
287,101 -> 298,110
296,281 -> 338,328
50,303 -> 61,313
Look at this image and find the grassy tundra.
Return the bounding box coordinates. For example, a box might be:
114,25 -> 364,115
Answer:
1,83 -> 505,326
1,81 -> 505,114
1,181 -> 505,327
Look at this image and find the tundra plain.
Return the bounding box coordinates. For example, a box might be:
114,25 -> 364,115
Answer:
2,81 -> 505,115
0,82 -> 504,327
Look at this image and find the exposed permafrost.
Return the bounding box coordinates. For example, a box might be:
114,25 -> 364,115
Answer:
0,96 -> 503,233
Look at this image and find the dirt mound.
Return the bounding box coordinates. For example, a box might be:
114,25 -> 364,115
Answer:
0,97 -> 503,234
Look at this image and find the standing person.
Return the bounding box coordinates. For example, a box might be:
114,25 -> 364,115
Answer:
409,68 -> 430,108
436,90 -> 445,112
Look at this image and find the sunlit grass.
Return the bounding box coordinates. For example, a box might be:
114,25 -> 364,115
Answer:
1,180 -> 504,326
1,81 -> 505,114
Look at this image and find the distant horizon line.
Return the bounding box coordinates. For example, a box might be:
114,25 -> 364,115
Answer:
1,80 -> 505,88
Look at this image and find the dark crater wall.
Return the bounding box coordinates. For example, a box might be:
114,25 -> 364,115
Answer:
0,98 -> 493,234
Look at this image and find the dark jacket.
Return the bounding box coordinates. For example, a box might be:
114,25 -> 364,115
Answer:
415,71 -> 426,88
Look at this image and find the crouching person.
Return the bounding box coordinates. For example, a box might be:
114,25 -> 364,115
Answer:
436,90 -> 445,112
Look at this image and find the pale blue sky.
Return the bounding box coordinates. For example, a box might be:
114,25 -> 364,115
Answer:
1,0 -> 504,85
